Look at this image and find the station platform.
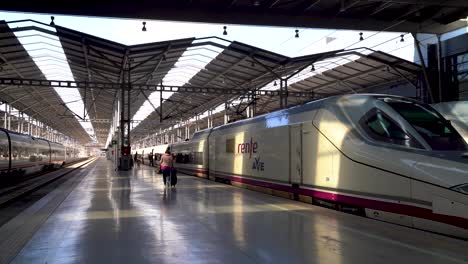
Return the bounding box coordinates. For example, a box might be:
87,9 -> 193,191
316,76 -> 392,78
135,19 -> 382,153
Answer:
1,158 -> 467,264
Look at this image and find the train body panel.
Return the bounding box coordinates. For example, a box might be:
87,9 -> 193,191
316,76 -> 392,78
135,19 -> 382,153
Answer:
168,94 -> 468,239
0,129 -> 82,178
50,142 -> 66,168
0,130 -> 9,174
172,141 -> 207,177
134,144 -> 169,166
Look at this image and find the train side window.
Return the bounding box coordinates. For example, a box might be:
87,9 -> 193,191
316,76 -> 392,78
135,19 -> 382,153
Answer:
360,109 -> 423,149
12,147 -> 18,158
0,146 -> 5,159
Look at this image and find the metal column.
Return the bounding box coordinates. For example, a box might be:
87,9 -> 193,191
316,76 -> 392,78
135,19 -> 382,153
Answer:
279,79 -> 288,109
3,103 -> 6,129
118,59 -> 132,170
412,32 -> 435,103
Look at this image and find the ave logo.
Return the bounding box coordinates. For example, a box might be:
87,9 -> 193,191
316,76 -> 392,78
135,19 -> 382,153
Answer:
252,157 -> 265,171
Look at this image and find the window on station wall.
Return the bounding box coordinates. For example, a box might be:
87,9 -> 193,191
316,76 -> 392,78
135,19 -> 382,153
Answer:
456,53 -> 468,82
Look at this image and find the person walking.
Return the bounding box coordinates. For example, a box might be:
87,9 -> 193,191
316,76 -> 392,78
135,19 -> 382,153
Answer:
149,153 -> 154,167
159,149 -> 174,186
134,151 -> 139,167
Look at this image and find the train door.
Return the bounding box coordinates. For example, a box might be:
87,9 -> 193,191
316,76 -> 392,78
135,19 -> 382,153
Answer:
290,124 -> 302,184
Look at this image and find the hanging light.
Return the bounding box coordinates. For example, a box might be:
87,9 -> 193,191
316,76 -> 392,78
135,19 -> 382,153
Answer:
359,32 -> 364,41
311,64 -> 315,71
295,29 -> 299,38
400,34 -> 404,42
274,81 -> 277,86
142,22 -> 147,31
223,26 -> 228,35
50,16 -> 55,26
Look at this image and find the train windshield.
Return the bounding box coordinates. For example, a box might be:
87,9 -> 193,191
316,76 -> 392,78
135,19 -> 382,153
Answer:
382,98 -> 467,151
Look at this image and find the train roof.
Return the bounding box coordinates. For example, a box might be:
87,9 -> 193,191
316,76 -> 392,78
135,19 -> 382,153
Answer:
209,94 -> 420,133
0,128 -> 64,146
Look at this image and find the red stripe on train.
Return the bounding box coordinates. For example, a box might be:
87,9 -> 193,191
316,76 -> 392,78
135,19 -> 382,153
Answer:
211,171 -> 468,230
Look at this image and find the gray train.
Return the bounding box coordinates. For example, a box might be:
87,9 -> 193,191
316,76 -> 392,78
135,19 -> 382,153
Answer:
0,129 -> 82,177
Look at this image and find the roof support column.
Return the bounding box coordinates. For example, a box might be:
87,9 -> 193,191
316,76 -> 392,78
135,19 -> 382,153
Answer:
20,112 -> 24,133
160,86 -> 163,123
208,110 -> 213,128
7,104 -> 11,131
17,112 -> 20,133
437,34 -> 443,102
118,57 -> 132,170
412,32 -> 434,103
28,116 -> 31,136
224,103 -> 229,124
280,79 -> 288,109
3,103 -> 6,129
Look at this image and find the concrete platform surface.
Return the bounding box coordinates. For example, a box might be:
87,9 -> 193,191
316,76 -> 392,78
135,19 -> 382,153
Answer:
6,159 -> 468,264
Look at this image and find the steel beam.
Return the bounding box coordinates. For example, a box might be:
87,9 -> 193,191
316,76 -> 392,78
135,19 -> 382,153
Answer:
0,77 -> 315,98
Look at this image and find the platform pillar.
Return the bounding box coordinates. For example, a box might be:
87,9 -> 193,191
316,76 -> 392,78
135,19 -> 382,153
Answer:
118,57 -> 132,170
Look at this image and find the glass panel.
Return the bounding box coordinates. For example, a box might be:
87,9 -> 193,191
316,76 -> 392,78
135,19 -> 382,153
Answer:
366,113 -> 408,140
384,99 -> 467,151
457,53 -> 468,82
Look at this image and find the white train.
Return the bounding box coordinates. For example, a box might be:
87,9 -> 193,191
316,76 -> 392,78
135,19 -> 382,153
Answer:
432,101 -> 468,144
0,129 -> 84,177
168,94 -> 468,239
134,144 -> 169,166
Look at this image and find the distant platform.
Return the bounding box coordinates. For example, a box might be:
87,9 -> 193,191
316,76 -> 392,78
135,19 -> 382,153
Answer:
1,159 -> 467,264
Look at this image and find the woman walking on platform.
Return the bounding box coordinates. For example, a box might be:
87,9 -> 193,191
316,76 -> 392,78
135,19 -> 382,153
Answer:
159,149 -> 174,186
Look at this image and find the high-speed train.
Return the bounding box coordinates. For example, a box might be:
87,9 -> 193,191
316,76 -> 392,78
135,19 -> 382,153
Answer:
0,128 -> 84,177
134,144 -> 169,166
167,94 -> 468,239
433,101 -> 468,144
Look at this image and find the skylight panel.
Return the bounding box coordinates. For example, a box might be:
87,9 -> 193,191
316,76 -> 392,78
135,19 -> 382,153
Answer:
131,40 -> 224,129
9,21 -> 97,143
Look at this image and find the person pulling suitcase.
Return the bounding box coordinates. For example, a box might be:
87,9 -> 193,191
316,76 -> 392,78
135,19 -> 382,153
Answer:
159,149 -> 177,188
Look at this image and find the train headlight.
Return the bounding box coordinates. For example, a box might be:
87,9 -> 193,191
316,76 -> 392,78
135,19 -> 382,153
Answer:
452,184 -> 468,195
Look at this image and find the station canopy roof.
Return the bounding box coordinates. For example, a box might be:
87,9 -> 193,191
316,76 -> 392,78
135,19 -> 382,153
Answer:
1,0 -> 467,34
0,20 -> 422,144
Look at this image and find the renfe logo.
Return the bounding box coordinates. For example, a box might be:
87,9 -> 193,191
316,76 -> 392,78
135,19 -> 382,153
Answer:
237,137 -> 258,158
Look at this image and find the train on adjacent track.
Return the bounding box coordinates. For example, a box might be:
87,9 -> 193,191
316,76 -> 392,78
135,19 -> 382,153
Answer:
137,94 -> 468,239
0,129 -> 84,177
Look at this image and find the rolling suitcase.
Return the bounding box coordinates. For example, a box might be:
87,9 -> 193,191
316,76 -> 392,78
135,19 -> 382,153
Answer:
170,167 -> 178,186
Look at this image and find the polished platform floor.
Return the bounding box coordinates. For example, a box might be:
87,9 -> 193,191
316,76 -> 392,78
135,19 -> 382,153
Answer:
5,159 -> 468,264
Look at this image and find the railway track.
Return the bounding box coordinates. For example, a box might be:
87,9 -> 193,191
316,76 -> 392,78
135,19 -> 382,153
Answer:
0,158 -> 97,209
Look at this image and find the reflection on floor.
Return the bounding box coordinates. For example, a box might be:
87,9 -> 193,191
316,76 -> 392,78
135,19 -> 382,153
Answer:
10,159 -> 468,264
